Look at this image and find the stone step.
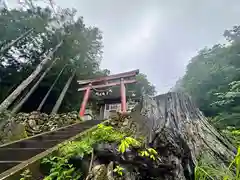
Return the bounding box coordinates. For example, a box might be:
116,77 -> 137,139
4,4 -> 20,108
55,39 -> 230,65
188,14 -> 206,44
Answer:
3,140 -> 61,149
0,120 -> 104,178
0,148 -> 47,161
0,161 -> 22,174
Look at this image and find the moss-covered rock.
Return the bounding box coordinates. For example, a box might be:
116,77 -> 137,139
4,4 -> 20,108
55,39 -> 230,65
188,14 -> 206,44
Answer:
8,123 -> 27,141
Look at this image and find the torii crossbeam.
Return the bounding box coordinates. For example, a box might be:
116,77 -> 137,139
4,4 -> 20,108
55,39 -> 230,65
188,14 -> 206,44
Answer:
77,69 -> 139,117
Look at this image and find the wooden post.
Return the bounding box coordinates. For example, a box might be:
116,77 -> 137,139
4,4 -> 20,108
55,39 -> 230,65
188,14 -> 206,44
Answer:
79,84 -> 91,117
120,78 -> 126,113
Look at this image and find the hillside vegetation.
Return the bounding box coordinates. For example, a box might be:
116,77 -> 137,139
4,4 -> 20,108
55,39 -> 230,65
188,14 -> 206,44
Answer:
174,26 -> 240,130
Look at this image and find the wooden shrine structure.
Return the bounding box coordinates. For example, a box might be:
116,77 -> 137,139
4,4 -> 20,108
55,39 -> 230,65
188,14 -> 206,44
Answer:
77,69 -> 139,118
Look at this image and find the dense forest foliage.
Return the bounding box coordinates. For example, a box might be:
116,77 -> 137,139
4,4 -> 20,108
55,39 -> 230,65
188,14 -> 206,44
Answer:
0,4 -> 155,114
174,26 -> 240,129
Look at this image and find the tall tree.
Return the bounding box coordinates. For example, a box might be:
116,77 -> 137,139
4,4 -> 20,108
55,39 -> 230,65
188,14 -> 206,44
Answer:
0,28 -> 33,55
51,70 -> 75,114
0,41 -> 62,112
0,6 -> 105,113
11,57 -> 60,113
37,63 -> 67,111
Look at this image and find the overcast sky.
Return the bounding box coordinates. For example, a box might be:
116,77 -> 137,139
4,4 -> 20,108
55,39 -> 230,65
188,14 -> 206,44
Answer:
8,0 -> 240,93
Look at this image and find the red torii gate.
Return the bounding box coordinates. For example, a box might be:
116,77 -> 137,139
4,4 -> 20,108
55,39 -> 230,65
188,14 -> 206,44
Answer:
77,69 -> 139,117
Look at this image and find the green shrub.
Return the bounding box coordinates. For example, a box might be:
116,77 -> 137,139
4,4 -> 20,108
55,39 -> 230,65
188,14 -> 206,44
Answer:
195,147 -> 240,180
42,156 -> 81,180
42,123 -> 159,179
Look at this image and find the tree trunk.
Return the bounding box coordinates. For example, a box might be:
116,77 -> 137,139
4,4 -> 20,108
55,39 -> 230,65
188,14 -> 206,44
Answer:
51,70 -> 75,114
86,92 -> 236,180
128,92 -> 235,179
11,58 -> 60,114
37,64 -> 68,111
0,28 -> 33,55
0,41 -> 63,113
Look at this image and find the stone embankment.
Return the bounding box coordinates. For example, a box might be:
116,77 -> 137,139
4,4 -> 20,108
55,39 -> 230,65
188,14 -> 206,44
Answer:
0,111 -> 80,144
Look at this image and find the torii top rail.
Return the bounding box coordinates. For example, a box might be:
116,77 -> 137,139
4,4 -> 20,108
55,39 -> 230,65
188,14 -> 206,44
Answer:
77,69 -> 139,117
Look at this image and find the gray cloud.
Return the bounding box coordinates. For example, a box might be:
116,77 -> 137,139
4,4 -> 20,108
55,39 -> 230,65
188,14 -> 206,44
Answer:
12,0 -> 240,93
